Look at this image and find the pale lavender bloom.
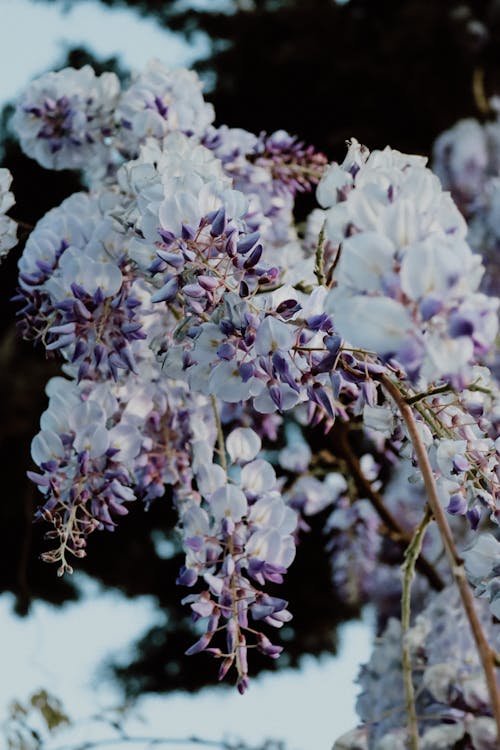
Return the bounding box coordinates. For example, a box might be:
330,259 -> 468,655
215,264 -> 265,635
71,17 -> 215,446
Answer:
433,118 -> 491,216
342,586 -> 500,749
322,140 -> 498,384
116,60 -> 214,155
13,65 -> 119,170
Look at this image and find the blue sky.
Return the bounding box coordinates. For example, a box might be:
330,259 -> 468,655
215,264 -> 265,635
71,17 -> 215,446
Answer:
0,0 -> 210,106
0,2 -> 373,747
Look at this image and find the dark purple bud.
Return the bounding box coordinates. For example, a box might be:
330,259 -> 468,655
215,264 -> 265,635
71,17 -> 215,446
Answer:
55,299 -> 76,313
272,351 -> 288,376
244,329 -> 256,347
210,207 -> 226,237
126,297 -> 141,310
306,313 -> 330,331
239,362 -> 255,382
276,298 -> 301,319
269,384 -> 283,410
176,566 -> 198,587
447,493 -> 467,515
219,318 -> 235,335
71,339 -> 88,362
36,259 -> 54,275
217,342 -> 236,361
151,277 -> 179,303
107,352 -> 122,381
118,346 -> 137,373
158,228 -> 176,244
73,299 -> 92,321
237,676 -> 249,695
19,272 -> 43,286
308,385 -> 335,419
94,344 -> 106,366
77,449 -> 90,472
237,231 -> 260,254
181,223 -> 195,240
449,314 -> 474,338
330,371 -> 342,399
149,257 -> 166,274
465,400 -> 484,419
243,244 -> 263,269
312,352 -> 337,375
154,95 -> 168,117
467,506 -> 482,530
225,232 -> 238,257
94,287 -> 106,306
239,280 -> 250,298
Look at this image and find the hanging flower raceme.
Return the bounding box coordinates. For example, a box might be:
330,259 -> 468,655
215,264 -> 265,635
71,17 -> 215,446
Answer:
115,59 -> 215,156
15,190 -> 151,382
320,139 -> 498,386
12,65 -> 120,171
176,425 -> 296,692
29,365 -> 201,572
29,376 -> 141,575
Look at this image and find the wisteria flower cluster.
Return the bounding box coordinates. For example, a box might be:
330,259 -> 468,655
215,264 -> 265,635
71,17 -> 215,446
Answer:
7,58 -> 500,745
336,586 -> 500,750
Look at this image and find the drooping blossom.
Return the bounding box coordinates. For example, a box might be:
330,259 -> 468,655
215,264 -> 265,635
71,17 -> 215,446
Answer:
321,139 -> 498,385
12,65 -> 120,170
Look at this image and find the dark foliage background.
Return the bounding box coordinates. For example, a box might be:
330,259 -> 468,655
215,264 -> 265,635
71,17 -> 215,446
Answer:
2,0 -> 500,698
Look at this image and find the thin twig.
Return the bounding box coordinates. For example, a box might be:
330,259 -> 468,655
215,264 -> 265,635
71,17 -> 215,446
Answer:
314,221 -> 326,286
405,383 -> 452,405
401,506 -> 433,750
210,394 -> 227,473
472,67 -> 491,115
381,374 -> 500,741
336,424 -> 444,592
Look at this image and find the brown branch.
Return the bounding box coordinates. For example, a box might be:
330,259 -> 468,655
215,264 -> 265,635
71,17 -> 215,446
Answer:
336,423 -> 444,592
381,374 -> 500,741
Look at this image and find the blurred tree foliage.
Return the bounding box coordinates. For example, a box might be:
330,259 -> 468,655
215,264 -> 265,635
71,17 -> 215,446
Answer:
3,0 -> 500,697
